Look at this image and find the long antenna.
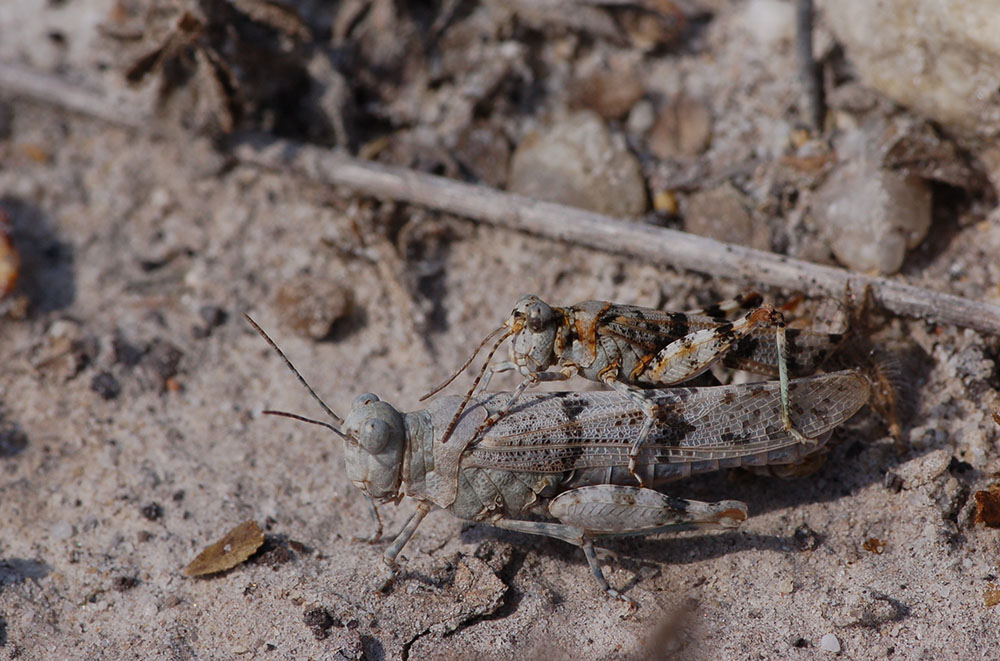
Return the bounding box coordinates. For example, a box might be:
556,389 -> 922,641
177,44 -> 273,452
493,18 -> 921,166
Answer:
420,323 -> 509,402
437,326 -> 514,444
243,313 -> 345,437
263,409 -> 344,437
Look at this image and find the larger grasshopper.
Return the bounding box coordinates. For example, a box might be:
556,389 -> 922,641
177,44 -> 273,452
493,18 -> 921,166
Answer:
424,293 -> 846,485
246,315 -> 868,608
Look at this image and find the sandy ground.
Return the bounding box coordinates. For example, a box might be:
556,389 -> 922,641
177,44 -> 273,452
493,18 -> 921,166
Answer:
2,1 -> 1000,659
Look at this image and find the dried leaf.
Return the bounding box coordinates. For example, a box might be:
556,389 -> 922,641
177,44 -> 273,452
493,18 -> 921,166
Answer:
183,520 -> 265,576
973,485 -> 1000,528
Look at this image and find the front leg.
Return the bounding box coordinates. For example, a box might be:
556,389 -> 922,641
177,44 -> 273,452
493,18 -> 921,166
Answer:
376,501 -> 432,592
351,493 -> 384,543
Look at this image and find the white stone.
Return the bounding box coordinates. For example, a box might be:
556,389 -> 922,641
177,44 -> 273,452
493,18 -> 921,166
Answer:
508,111 -> 647,218
739,0 -> 796,47
819,0 -> 1000,140
811,129 -> 932,274
820,633 -> 841,653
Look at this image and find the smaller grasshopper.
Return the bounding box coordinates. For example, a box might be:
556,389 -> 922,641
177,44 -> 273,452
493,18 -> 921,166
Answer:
245,315 -> 867,607
424,293 -> 845,485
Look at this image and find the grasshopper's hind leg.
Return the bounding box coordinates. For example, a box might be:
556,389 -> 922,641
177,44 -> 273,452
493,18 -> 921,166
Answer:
494,487 -> 748,609
627,306 -> 814,480
773,313 -> 813,447
619,306 -> 788,482
548,486 -> 748,534
492,517 -> 639,610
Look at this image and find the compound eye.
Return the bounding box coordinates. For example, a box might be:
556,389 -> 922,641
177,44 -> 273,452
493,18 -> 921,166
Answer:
360,418 -> 390,454
526,303 -> 549,333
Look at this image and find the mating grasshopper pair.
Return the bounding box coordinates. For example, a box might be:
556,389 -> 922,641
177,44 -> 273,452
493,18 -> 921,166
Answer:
423,292 -> 846,485
247,290 -> 862,607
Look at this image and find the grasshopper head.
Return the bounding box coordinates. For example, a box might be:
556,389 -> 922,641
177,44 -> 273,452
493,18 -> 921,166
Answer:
342,393 -> 406,501
508,295 -> 560,371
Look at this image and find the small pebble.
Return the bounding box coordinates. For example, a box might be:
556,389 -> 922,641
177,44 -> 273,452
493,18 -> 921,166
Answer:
91,372 -> 122,400
112,576 -> 139,592
683,184 -> 768,249
649,95 -> 713,159
820,633 -> 841,653
275,276 -> 353,341
569,64 -> 645,120
794,523 -> 821,551
739,0 -> 795,46
627,98 -> 656,136
140,502 -> 164,521
508,110 -> 647,218
112,331 -> 146,367
144,339 -> 183,383
303,607 -> 334,630
812,127 -> 931,274
0,420 -> 28,457
199,305 -> 227,326
303,606 -> 341,640
193,304 -> 228,338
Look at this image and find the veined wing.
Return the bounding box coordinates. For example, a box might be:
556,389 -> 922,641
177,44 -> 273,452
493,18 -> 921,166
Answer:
463,370 -> 870,473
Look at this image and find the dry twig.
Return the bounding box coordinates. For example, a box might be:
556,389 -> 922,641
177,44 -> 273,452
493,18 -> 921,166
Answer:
231,133 -> 1000,335
0,62 -> 149,130
2,62 -> 998,335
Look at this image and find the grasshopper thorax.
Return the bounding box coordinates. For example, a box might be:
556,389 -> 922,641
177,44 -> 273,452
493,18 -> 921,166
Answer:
509,295 -> 562,372
342,393 -> 406,501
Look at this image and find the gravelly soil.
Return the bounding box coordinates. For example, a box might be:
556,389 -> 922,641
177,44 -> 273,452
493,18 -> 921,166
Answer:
1,1 -> 999,659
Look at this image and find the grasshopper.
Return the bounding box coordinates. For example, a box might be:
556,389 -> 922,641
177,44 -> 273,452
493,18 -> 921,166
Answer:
424,293 -> 846,485
245,314 -> 868,608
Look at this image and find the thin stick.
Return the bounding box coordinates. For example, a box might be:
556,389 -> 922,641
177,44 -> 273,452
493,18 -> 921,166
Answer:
0,62 -> 149,130
795,0 -> 824,131
231,133 -> 1000,336
3,65 -> 998,336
